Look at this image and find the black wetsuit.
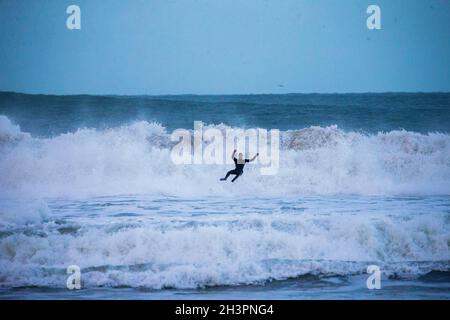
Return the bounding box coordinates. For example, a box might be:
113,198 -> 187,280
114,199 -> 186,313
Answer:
221,157 -> 249,182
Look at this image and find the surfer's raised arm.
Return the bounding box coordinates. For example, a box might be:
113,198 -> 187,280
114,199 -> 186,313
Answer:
231,149 -> 237,160
249,153 -> 259,162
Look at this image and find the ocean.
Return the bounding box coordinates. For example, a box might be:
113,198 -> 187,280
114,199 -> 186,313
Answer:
0,92 -> 449,299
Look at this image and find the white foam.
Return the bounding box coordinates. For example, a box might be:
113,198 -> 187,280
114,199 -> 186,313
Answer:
0,115 -> 30,143
1,115 -> 449,198
0,208 -> 448,289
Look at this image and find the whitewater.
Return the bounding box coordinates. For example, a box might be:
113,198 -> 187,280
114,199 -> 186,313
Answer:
0,92 -> 449,299
1,115 -> 449,198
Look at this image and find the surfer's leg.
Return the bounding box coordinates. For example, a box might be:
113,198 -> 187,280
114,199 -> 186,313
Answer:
221,169 -> 236,181
231,172 -> 242,182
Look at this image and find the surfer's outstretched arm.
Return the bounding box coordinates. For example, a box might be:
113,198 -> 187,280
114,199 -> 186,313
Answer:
231,149 -> 237,159
249,153 -> 259,162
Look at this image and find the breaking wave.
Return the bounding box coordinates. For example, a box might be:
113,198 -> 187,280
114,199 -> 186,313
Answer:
1,115 -> 449,198
0,201 -> 448,289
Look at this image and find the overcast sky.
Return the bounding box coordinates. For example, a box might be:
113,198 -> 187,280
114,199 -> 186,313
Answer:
0,0 -> 449,95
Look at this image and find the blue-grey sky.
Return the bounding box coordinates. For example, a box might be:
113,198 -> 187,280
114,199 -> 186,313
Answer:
0,0 -> 449,94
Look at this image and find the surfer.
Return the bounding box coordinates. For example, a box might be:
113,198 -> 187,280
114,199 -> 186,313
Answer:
220,149 -> 259,182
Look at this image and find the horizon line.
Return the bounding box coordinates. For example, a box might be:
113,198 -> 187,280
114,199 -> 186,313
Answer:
1,90 -> 450,98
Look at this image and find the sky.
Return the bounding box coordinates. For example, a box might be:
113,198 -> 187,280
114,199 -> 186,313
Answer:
0,0 -> 449,95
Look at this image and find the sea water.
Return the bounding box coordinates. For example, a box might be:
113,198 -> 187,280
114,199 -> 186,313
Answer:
0,92 -> 449,299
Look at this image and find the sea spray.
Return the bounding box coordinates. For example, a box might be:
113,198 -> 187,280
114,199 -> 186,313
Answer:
1,115 -> 449,198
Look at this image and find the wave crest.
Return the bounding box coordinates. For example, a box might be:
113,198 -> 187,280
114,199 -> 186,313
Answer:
0,115 -> 449,197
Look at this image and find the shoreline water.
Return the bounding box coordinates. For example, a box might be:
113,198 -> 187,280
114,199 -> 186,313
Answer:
0,195 -> 449,299
1,273 -> 449,300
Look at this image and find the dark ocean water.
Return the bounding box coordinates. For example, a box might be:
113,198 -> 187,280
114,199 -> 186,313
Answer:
0,92 -> 449,135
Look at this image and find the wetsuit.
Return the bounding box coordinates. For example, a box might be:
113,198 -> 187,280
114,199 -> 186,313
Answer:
221,157 -> 249,182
